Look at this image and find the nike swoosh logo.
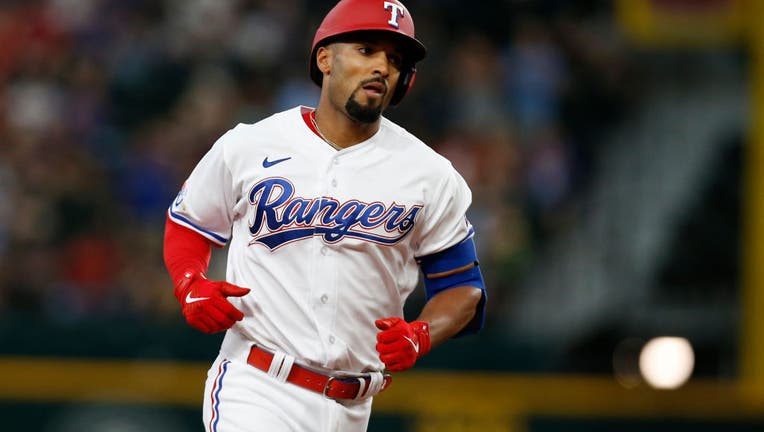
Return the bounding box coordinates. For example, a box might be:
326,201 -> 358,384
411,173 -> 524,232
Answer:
185,293 -> 210,304
262,156 -> 292,168
403,336 -> 419,353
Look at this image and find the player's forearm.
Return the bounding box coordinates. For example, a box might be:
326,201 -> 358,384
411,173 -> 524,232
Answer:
415,285 -> 483,348
163,216 -> 213,283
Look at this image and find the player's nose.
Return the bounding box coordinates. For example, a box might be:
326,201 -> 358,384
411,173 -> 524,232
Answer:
369,51 -> 390,77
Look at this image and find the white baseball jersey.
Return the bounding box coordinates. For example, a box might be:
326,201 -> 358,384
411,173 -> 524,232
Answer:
169,105 -> 473,373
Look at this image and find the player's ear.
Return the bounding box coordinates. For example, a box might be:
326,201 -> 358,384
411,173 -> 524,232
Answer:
316,46 -> 332,77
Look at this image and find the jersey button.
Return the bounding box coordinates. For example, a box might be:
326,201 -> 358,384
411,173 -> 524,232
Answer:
333,158 -> 340,165
320,294 -> 329,304
329,336 -> 336,344
321,246 -> 328,255
331,179 -> 338,187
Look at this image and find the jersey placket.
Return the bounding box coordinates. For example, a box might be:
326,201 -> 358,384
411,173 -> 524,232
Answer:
311,154 -> 343,364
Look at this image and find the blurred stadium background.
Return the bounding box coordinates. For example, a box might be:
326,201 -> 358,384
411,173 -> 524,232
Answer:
1,0 -> 762,430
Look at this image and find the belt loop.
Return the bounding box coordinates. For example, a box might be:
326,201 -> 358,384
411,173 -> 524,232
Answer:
355,377 -> 368,399
267,351 -> 295,383
355,371 -> 384,400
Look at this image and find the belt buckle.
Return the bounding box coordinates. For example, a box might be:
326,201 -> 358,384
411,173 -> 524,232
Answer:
322,376 -> 337,398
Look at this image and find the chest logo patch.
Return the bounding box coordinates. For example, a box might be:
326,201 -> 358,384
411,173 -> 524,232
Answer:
247,177 -> 421,250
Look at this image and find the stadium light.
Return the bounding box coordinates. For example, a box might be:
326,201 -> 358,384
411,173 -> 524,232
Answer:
639,336 -> 695,389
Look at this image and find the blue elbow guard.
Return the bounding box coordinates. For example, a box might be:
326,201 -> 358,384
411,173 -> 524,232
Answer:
418,237 -> 487,335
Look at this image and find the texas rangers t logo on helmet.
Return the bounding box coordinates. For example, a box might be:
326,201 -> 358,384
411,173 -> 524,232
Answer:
384,1 -> 405,28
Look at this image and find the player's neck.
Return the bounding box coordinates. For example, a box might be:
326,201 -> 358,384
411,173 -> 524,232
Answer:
313,105 -> 381,149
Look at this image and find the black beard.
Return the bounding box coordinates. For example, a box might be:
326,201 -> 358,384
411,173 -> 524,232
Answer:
345,93 -> 382,124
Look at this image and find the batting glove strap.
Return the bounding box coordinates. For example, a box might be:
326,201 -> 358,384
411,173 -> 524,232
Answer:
411,320 -> 431,357
174,270 -> 200,301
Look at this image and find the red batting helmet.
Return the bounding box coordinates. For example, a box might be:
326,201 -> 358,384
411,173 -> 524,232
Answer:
309,0 -> 427,105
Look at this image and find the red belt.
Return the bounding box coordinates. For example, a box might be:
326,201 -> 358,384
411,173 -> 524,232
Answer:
246,345 -> 392,400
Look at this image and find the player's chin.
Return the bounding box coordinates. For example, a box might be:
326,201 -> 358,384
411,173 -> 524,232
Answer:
346,96 -> 384,123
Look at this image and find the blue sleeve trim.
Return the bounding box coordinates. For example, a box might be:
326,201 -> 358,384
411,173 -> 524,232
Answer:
418,237 -> 486,336
168,207 -> 229,245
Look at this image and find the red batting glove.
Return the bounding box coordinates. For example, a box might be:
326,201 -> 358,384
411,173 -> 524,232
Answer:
375,317 -> 431,372
174,270 -> 250,334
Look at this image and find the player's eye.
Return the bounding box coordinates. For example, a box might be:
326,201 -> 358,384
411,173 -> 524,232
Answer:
388,54 -> 403,68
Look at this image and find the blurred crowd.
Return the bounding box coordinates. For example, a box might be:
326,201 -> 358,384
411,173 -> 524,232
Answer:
0,0 -> 632,325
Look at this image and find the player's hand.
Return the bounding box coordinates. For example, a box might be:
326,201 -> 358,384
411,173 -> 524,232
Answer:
174,271 -> 250,334
375,317 -> 431,372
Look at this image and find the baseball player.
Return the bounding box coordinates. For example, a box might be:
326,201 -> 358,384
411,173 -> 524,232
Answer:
163,1 -> 487,430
